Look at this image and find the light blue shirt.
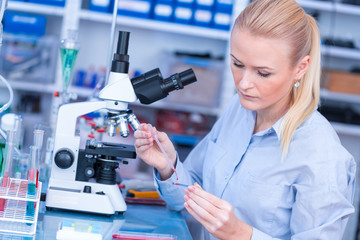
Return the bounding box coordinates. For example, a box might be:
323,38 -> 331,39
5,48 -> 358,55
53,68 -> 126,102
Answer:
154,95 -> 356,240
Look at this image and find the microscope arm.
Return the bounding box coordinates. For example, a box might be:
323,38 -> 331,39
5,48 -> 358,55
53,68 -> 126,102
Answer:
55,100 -> 128,138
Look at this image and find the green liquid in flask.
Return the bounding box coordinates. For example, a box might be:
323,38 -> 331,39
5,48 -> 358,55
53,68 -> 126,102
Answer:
60,47 -> 79,92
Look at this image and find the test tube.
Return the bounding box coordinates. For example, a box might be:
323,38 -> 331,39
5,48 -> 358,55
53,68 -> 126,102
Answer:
33,129 -> 44,150
0,130 -> 16,211
26,146 -> 37,218
33,129 -> 44,187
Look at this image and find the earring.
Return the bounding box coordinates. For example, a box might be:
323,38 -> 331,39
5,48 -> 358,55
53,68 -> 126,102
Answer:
294,81 -> 300,88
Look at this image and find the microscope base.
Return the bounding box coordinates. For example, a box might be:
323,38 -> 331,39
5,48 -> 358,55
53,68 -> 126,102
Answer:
45,179 -> 126,215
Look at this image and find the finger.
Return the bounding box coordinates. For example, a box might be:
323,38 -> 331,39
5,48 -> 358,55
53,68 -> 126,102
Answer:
134,138 -> 153,148
134,130 -> 152,139
185,188 -> 220,217
157,130 -> 169,142
184,195 -> 217,225
188,185 -> 224,209
135,143 -> 153,154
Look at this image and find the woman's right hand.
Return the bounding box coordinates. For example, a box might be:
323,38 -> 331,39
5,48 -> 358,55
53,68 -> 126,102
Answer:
134,123 -> 177,180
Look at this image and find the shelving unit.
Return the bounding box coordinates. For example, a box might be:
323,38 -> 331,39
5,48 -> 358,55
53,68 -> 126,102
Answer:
1,0 -> 358,120
320,88 -> 360,105
7,81 -> 56,95
7,1 -> 64,16
322,45 -> 360,61
298,0 -> 360,16
79,10 -> 230,40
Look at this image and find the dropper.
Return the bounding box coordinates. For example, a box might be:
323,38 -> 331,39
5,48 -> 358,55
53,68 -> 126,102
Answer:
147,124 -> 178,180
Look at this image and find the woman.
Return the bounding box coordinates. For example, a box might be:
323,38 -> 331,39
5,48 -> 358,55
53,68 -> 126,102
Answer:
134,0 -> 356,239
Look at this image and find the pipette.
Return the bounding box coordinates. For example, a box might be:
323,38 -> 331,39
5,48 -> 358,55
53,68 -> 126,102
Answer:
147,124 -> 178,180
164,181 -> 189,187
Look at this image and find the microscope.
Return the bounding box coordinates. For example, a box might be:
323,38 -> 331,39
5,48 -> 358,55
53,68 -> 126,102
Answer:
45,31 -> 197,215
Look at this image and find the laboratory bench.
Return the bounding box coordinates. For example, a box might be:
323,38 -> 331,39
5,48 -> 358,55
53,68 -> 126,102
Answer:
1,202 -> 193,240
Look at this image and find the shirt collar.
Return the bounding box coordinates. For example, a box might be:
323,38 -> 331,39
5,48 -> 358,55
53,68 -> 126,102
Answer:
248,110 -> 283,141
272,116 -> 283,141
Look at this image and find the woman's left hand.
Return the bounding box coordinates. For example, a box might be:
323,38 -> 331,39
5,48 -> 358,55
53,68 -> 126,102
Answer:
184,183 -> 253,240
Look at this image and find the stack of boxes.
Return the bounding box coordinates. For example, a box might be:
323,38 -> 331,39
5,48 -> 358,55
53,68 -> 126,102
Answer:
9,0 -> 232,30
89,0 -> 233,30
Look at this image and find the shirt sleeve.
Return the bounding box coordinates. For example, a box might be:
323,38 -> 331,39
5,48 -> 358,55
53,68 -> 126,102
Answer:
153,131 -> 214,211
252,153 -> 356,240
152,104 -> 233,210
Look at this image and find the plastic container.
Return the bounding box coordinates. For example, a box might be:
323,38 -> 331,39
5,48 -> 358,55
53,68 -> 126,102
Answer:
176,0 -> 194,7
163,52 -> 224,107
153,3 -> 173,21
213,11 -> 231,30
195,0 -> 214,10
215,0 -> 233,13
27,0 -> 65,7
193,9 -> 212,27
174,6 -> 193,24
3,11 -> 46,37
89,0 -> 112,13
114,0 -> 153,19
0,34 -> 58,83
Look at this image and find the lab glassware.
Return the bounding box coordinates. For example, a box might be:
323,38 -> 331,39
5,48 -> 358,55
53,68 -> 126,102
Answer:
26,146 -> 38,218
147,124 -> 178,180
60,29 -> 80,97
0,130 -> 16,211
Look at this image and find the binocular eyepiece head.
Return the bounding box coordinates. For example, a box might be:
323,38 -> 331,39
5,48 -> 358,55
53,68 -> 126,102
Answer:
131,68 -> 197,105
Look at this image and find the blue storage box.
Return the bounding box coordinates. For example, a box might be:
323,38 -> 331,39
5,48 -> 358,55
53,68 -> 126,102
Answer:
213,12 -> 231,30
90,0 -> 112,12
176,0 -> 194,7
28,0 -> 66,6
193,9 -> 212,27
215,0 -> 233,13
196,0 -> 214,10
156,0 -> 174,4
153,3 -> 173,21
3,11 -> 47,36
114,0 -> 153,18
174,6 -> 192,24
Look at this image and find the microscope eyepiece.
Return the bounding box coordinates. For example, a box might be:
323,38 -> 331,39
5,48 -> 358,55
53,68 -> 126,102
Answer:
131,68 -> 197,104
112,31 -> 130,74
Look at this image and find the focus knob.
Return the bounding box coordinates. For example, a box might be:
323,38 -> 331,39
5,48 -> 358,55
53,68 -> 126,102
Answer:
55,149 -> 74,169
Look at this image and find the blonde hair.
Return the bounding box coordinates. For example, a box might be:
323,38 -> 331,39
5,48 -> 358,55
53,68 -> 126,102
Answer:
233,0 -> 321,158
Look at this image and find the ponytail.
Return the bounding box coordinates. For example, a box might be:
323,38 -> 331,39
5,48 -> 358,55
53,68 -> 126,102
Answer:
280,15 -> 321,159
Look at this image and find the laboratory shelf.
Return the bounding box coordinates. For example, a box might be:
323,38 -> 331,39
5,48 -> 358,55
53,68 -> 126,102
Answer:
6,81 -> 56,94
321,46 -> 360,61
335,2 -> 360,16
297,0 -> 360,16
68,85 -> 94,98
69,85 -> 221,116
331,121 -> 360,137
7,1 -> 64,16
320,88 -> 360,105
130,100 -> 222,116
79,10 -> 230,41
297,0 -> 334,12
